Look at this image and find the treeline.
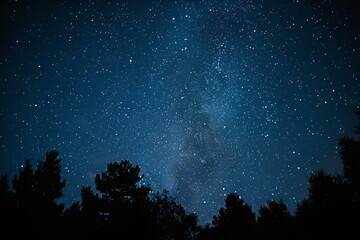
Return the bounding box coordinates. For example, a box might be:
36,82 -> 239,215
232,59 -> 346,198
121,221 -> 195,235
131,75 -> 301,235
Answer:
1,109 -> 359,240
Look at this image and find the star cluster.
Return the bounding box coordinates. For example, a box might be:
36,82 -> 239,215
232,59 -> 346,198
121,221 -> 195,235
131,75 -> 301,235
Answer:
1,0 -> 359,224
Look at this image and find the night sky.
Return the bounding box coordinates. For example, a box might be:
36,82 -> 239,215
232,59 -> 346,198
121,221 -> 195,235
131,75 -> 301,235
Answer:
1,0 -> 359,225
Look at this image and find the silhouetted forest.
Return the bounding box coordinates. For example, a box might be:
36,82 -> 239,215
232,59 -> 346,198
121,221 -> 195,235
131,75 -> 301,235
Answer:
1,109 -> 359,240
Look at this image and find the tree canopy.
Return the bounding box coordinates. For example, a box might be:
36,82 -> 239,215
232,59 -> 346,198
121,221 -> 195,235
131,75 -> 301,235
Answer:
1,108 -> 359,239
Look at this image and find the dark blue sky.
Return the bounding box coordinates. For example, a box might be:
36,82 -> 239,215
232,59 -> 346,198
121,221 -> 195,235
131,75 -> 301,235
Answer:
1,0 -> 359,224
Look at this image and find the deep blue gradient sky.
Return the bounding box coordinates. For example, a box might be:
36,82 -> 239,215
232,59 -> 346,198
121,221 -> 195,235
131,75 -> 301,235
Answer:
1,0 -> 359,224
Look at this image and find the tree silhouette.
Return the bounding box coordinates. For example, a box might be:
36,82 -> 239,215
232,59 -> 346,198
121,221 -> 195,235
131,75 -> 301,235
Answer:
95,160 -> 150,203
61,160 -> 201,239
338,108 -> 360,199
12,159 -> 34,209
0,150 -> 66,238
151,189 -> 200,240
257,199 -> 292,239
61,187 -> 104,240
295,108 -> 360,239
211,192 -> 256,240
295,170 -> 354,238
195,224 -> 218,240
34,151 -> 65,204
2,107 -> 360,239
0,175 -> 12,203
353,108 -> 360,134
338,111 -> 360,197
61,201 -> 87,238
339,137 -> 360,189
0,174 -> 17,237
70,160 -> 154,239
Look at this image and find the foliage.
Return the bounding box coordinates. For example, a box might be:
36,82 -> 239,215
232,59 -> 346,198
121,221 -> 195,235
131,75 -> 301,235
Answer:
258,199 -> 292,239
95,160 -> 150,203
1,108 -> 360,239
211,192 -> 256,239
0,150 -> 66,238
294,108 -> 360,239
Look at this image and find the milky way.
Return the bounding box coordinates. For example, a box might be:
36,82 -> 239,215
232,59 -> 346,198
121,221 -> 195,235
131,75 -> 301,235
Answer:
1,0 -> 359,224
